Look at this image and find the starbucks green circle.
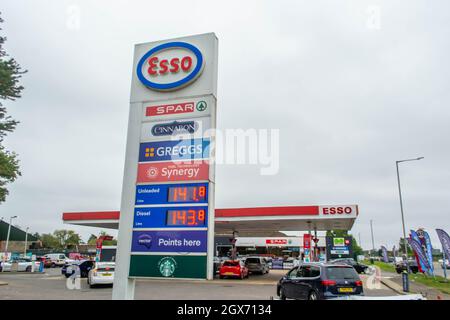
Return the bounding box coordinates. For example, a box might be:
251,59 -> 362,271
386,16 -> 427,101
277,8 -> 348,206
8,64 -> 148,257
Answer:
158,257 -> 176,277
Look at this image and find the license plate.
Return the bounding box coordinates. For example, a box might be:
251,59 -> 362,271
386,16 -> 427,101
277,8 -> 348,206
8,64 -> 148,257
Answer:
224,272 -> 235,275
338,287 -> 354,293
102,273 -> 112,276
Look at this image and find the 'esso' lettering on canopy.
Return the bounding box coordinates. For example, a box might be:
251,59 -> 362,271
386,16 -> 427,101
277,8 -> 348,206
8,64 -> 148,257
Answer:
322,206 -> 353,215
136,42 -> 204,91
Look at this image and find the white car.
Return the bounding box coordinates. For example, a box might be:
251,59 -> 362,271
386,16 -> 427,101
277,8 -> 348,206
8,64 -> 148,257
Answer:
0,259 -> 41,272
87,262 -> 115,288
43,253 -> 72,267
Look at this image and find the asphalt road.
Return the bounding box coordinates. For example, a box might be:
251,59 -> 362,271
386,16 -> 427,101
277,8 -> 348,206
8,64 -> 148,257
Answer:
0,268 -> 398,300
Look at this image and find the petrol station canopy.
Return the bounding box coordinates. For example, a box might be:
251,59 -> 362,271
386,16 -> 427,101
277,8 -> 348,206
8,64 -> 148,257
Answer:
62,205 -> 358,237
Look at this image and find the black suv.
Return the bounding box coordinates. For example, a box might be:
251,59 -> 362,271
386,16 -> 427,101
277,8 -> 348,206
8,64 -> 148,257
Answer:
277,263 -> 364,300
395,260 -> 419,274
330,258 -> 369,274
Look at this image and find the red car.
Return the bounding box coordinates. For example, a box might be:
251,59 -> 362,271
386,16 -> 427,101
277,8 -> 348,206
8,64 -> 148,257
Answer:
36,256 -> 52,268
219,260 -> 249,279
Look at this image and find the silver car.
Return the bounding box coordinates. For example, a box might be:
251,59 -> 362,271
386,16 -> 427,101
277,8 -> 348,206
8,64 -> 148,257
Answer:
245,257 -> 270,274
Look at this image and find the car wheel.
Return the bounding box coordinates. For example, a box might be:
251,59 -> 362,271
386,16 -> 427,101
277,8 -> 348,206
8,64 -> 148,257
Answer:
279,288 -> 286,300
25,266 -> 31,272
219,275 -> 224,279
51,263 -> 56,268
89,283 -> 96,288
308,291 -> 319,300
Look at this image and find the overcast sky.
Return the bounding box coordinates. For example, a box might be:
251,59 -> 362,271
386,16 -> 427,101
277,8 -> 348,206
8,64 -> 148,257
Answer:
1,0 -> 449,250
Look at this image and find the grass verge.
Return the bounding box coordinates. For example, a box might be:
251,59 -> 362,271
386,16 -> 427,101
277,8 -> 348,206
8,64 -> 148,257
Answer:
364,260 -> 450,295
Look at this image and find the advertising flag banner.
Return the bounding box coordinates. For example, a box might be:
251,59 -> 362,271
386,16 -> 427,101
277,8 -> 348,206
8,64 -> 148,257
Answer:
410,229 -> 426,273
381,246 -> 389,263
407,238 -> 430,272
422,231 -> 434,275
436,229 -> 450,263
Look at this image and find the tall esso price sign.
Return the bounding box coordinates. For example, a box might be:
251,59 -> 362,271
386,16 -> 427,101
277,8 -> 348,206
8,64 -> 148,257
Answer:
113,34 -> 218,300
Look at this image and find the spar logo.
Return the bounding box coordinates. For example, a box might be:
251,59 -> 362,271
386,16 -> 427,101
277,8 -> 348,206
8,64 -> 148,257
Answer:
145,100 -> 207,117
136,42 -> 204,91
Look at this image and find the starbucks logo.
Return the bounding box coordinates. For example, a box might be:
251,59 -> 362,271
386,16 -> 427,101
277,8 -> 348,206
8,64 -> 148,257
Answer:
158,257 -> 177,277
196,101 -> 207,112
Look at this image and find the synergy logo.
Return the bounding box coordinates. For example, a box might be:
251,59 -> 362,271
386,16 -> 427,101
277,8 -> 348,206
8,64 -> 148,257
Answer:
139,139 -> 210,162
137,161 -> 209,183
136,42 -> 204,91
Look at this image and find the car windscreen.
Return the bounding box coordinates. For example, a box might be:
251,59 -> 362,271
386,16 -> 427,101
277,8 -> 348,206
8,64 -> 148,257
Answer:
245,258 -> 260,264
325,266 -> 359,280
223,261 -> 239,267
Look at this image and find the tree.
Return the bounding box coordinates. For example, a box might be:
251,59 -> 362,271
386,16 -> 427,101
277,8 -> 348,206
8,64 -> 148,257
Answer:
398,237 -> 413,255
0,13 -> 26,203
87,234 -> 97,245
53,229 -> 81,249
40,233 -> 60,249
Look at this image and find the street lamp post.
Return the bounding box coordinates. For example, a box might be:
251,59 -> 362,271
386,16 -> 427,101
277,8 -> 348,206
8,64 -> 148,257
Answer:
3,215 -> 18,272
395,157 -> 424,273
24,227 -> 29,257
370,220 -> 375,257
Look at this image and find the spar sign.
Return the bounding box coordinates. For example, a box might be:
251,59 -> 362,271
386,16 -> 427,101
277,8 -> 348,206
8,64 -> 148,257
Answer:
136,42 -> 204,91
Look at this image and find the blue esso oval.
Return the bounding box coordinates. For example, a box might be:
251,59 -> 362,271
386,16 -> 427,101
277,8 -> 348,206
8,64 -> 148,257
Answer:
136,42 -> 204,91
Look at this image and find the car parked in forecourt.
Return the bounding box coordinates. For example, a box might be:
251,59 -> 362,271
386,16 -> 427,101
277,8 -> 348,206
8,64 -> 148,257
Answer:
219,260 -> 249,279
0,258 -> 41,272
277,263 -> 364,300
87,262 -> 115,288
244,256 -> 270,274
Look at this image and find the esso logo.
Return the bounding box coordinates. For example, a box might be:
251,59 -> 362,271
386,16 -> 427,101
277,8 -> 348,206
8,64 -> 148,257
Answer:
136,42 -> 204,91
322,206 -> 353,215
